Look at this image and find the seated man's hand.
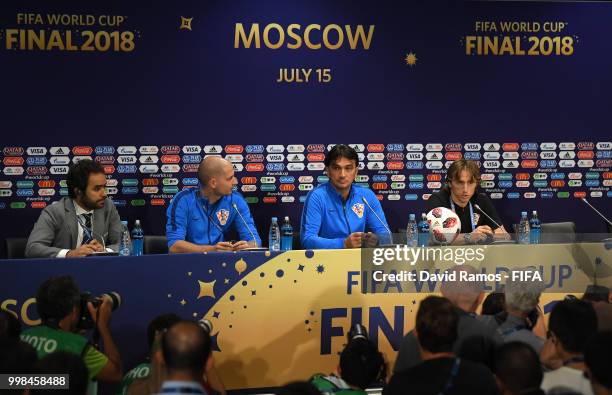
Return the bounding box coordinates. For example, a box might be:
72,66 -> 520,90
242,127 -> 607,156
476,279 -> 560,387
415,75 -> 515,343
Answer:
67,244 -> 96,257
344,232 -> 364,248
213,241 -> 234,252
88,239 -> 105,252
473,225 -> 493,235
362,232 -> 379,248
231,240 -> 250,251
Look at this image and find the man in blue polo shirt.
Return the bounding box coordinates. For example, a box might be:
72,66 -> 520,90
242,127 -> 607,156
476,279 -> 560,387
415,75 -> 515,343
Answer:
166,156 -> 261,253
300,144 -> 391,249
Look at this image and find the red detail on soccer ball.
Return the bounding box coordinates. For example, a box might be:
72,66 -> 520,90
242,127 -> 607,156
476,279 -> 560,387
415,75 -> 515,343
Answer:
443,217 -> 458,229
431,207 -> 443,218
433,229 -> 447,243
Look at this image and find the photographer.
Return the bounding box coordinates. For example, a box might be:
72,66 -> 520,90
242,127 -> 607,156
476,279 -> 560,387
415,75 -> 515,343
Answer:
19,275 -> 122,383
311,324 -> 386,395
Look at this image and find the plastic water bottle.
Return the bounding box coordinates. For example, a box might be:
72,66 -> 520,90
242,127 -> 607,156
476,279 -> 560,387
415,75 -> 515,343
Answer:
280,216 -> 293,251
269,217 -> 281,252
518,211 -> 531,245
406,214 -> 418,247
529,210 -> 541,244
119,221 -> 132,256
417,213 -> 430,247
131,219 -> 144,256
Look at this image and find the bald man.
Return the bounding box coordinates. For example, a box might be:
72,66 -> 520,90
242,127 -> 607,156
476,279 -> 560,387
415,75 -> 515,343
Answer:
159,321 -> 212,395
166,157 -> 261,253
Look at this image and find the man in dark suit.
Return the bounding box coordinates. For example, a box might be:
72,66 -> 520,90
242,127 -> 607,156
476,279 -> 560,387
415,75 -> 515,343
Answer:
427,159 -> 509,244
25,160 -> 122,258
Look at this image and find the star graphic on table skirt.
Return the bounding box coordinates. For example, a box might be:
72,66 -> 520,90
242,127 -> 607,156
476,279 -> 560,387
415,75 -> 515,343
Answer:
298,264 -> 305,272
212,311 -> 220,319
224,278 -> 230,284
180,17 -> 193,31
180,299 -> 187,306
197,280 -> 216,299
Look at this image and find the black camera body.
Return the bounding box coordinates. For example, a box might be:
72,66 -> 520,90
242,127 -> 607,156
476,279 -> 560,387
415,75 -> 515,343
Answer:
78,292 -> 121,330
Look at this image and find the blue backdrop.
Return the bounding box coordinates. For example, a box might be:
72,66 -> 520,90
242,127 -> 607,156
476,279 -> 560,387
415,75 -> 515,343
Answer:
0,0 -> 610,256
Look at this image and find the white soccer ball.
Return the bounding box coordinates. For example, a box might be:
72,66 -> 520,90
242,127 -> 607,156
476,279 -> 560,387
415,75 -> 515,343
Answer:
426,207 -> 461,245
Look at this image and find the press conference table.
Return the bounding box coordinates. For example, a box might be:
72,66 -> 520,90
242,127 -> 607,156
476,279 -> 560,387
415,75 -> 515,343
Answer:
1,242 -> 610,391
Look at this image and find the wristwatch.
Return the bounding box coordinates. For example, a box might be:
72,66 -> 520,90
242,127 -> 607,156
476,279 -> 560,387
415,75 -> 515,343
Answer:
464,233 -> 472,244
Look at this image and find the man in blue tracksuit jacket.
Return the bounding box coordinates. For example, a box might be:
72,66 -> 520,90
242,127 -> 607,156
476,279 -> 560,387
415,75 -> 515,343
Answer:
166,157 -> 261,253
301,144 -> 391,249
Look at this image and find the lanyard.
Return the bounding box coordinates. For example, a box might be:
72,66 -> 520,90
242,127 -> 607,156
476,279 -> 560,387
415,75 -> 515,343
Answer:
438,358 -> 461,395
449,199 -> 476,232
498,324 -> 526,337
76,214 -> 94,242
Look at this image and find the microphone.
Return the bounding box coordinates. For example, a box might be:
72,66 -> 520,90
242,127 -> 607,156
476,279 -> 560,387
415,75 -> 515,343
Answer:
473,204 -> 502,230
580,198 -> 612,227
232,203 -> 259,246
361,196 -> 393,244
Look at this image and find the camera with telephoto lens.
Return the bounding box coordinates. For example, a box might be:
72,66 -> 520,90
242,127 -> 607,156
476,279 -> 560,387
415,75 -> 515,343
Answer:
78,292 -> 122,330
347,323 -> 369,342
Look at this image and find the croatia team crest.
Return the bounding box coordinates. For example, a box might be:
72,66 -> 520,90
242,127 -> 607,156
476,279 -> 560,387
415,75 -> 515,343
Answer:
351,203 -> 364,219
216,209 -> 230,226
